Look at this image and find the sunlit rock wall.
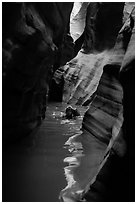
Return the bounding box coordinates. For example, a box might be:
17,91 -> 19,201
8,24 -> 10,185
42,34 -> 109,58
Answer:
70,2 -> 89,41
2,2 -> 74,140
56,2 -> 135,201
54,2 -> 134,106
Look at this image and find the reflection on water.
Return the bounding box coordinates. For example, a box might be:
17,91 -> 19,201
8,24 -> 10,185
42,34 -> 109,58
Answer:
60,133 -> 85,202
3,102 -> 107,202
49,103 -> 89,201
3,102 -> 87,202
60,120 -> 107,202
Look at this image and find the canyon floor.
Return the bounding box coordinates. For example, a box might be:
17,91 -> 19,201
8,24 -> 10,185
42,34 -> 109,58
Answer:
3,102 -> 107,202
3,102 -> 87,201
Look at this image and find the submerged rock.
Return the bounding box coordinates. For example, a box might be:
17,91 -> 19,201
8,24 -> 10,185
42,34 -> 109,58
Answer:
64,106 -> 80,119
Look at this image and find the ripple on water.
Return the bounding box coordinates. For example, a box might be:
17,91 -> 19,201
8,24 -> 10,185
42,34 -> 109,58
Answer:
59,132 -> 85,202
46,103 -> 89,201
59,117 -> 107,202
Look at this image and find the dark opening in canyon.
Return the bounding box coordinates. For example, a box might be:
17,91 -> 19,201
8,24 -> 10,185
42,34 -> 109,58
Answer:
2,2 -> 135,202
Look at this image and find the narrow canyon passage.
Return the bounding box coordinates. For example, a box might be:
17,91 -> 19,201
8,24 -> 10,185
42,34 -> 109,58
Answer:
3,103 -> 87,201
2,2 -> 135,202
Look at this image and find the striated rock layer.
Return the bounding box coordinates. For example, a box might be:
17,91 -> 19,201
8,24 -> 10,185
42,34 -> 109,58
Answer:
54,2 -> 134,106
58,2 -> 135,201
2,2 -> 135,201
82,65 -> 123,145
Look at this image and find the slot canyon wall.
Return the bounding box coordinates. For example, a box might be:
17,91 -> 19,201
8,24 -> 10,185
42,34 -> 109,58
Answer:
2,2 -> 135,201
3,2 -> 74,140
53,2 -> 135,201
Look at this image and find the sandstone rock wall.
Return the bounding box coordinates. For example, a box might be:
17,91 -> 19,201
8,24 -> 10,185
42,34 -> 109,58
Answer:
70,2 -> 89,41
54,3 -> 134,106
82,3 -> 135,201
54,2 -> 135,201
82,65 -> 123,145
2,2 -> 74,140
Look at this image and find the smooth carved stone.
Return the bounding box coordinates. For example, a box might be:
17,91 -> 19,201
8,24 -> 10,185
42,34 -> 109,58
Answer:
82,65 -> 123,145
58,2 -> 135,202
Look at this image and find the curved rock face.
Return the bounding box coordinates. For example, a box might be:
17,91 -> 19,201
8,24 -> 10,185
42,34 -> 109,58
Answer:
2,2 -> 74,140
54,3 -> 134,106
54,2 -> 135,201
83,4 -> 134,202
2,2 -> 135,201
70,2 -> 89,41
82,65 -> 123,145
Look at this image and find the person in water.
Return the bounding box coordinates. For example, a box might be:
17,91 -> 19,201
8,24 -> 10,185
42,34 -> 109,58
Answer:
65,106 -> 80,119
